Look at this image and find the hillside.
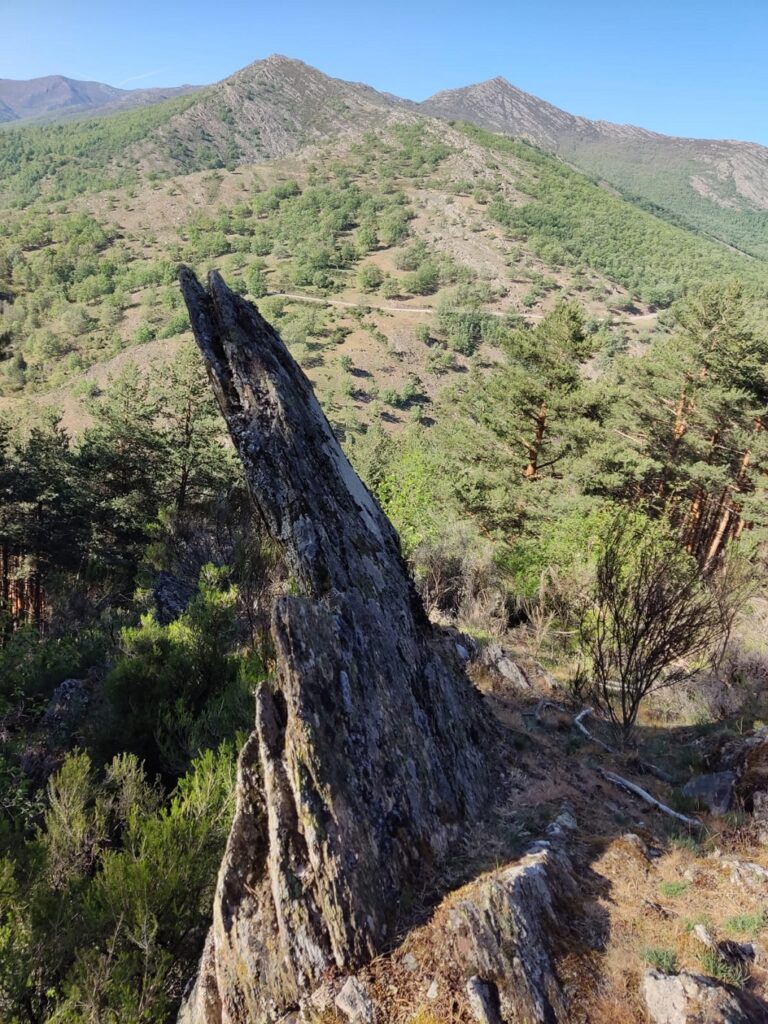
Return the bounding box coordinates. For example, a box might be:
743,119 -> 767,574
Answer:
2,111 -> 765,435
0,74 -> 199,123
4,55 -> 768,264
420,75 -> 768,258
134,54 -> 404,171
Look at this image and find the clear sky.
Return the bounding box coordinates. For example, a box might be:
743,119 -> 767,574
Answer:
2,0 -> 767,145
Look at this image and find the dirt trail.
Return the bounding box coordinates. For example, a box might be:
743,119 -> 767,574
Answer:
270,292 -> 659,325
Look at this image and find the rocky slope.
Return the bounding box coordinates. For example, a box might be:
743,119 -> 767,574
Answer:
137,55 -> 405,170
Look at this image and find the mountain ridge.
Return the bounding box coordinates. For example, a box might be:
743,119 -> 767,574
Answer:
4,55 -> 768,258
0,73 -> 199,123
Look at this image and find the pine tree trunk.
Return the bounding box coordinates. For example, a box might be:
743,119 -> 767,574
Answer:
523,403 -> 547,480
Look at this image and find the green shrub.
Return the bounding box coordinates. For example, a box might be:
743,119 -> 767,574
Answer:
357,264 -> 384,293
724,911 -> 767,936
102,565 -> 261,775
697,949 -> 746,986
0,744 -> 237,1022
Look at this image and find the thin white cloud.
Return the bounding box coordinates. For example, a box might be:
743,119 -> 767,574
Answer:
116,69 -> 168,86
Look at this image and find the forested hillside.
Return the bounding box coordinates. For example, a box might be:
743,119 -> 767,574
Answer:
420,72 -> 768,259
2,55 -> 768,1024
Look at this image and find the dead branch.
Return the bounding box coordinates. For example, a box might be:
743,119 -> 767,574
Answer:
598,769 -> 701,829
573,707 -> 618,754
574,708 -> 674,783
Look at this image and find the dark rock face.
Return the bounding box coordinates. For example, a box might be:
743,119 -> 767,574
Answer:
709,727 -> 768,814
682,772 -> 736,816
176,270 -> 499,1023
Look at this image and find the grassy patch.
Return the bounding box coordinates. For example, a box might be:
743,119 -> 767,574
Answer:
642,947 -> 679,974
658,881 -> 690,898
698,950 -> 747,987
724,911 -> 768,937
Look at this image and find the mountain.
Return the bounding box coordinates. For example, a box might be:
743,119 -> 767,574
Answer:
136,56 -> 768,258
0,74 -> 199,123
135,54 -> 403,170
419,76 -> 768,258
6,58 -> 768,260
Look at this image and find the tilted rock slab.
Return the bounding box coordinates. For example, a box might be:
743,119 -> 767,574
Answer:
176,270 -> 499,1023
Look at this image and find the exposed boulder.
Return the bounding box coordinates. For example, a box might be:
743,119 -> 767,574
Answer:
682,771 -> 736,816
176,270 -> 502,1024
642,969 -> 768,1024
482,643 -> 532,692
443,807 -> 579,1023
713,727 -> 768,812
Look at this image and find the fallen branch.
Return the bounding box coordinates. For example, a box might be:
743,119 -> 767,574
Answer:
598,769 -> 701,829
574,708 -> 674,783
574,707 -> 618,754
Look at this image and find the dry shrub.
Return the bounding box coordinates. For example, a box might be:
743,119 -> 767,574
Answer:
411,525 -> 507,635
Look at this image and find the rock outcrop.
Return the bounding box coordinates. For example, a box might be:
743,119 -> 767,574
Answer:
176,269 -> 501,1023
642,970 -> 768,1024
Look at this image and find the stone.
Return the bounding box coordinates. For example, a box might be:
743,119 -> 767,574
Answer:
175,270 -> 501,1024
426,979 -> 438,1000
40,677 -> 94,738
481,643 -> 531,691
465,976 -> 503,1024
753,790 -> 768,821
335,977 -> 375,1024
721,857 -> 768,890
692,923 -> 718,951
642,969 -> 768,1023
715,728 -> 768,811
401,952 -> 418,973
446,824 -> 578,1023
682,772 -> 736,815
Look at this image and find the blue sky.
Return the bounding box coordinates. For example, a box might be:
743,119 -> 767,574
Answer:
2,0 -> 767,144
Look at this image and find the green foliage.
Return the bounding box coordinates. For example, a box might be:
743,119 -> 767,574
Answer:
658,880 -> 690,898
642,947 -> 679,974
102,565 -> 260,775
0,94 -> 199,206
0,628 -> 106,708
437,302 -> 598,537
459,123 -> 763,305
0,744 -> 236,1023
357,263 -> 384,293
697,949 -> 747,987
724,911 -> 768,937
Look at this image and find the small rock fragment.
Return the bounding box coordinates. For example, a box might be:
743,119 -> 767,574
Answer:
335,977 -> 375,1024
426,979 -> 438,1000
401,952 -> 418,973
692,923 -> 718,951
